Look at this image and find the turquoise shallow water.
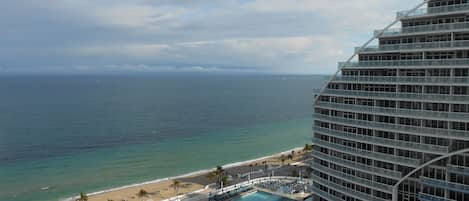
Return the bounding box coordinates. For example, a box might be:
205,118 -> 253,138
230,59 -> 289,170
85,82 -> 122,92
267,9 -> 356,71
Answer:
0,75 -> 326,201
233,191 -> 294,201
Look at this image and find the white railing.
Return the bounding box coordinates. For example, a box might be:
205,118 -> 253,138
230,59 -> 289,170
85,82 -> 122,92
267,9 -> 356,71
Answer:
314,113 -> 469,141
315,101 -> 469,122
322,88 -> 469,103
420,176 -> 469,194
210,176 -> 307,196
339,58 -> 469,68
171,176 -> 309,201
397,3 -> 469,18
313,126 -> 449,154
311,163 -> 393,193
356,40 -> 469,53
418,192 -> 456,201
311,174 -> 387,201
333,76 -> 469,85
375,21 -> 469,37
312,138 -> 421,167
312,150 -> 402,179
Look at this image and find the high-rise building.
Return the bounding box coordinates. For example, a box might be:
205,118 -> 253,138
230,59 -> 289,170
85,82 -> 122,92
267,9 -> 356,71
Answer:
312,1 -> 469,200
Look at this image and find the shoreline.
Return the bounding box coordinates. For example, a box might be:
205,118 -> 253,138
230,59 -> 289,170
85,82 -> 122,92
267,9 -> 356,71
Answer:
64,146 -> 305,201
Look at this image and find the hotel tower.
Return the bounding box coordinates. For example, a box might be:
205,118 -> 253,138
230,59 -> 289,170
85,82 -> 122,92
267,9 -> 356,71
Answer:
312,0 -> 469,201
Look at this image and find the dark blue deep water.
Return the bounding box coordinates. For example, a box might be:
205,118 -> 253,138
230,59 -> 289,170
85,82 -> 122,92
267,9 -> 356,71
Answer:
0,75 -> 326,201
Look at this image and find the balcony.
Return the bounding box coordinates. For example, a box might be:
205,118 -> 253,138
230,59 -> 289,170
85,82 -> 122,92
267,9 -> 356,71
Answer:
311,174 -> 388,201
447,165 -> 469,177
321,88 -> 469,104
397,3 -> 469,19
314,126 -> 449,154
418,193 -> 456,201
313,138 -> 421,167
313,150 -> 402,179
315,101 -> 469,123
356,40 -> 469,53
332,76 -> 469,86
314,113 -> 469,141
374,21 -> 469,37
420,176 -> 469,194
311,163 -> 394,193
311,185 -> 342,201
339,59 -> 469,68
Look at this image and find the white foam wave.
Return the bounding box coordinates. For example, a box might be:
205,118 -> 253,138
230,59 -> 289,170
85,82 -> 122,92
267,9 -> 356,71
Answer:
61,147 -> 303,201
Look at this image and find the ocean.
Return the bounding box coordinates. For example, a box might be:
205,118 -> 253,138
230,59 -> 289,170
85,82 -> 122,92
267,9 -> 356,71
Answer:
0,74 -> 326,201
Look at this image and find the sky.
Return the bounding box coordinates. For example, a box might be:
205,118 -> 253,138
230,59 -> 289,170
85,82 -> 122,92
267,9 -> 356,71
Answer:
0,0 -> 422,75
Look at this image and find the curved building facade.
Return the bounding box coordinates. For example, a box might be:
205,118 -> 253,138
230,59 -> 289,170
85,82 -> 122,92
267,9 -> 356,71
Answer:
312,0 -> 469,201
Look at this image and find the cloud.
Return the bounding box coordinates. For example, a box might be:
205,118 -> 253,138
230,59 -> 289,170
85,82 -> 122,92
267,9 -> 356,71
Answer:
77,44 -> 170,58
0,0 -> 422,74
92,4 -> 186,31
70,35 -> 348,73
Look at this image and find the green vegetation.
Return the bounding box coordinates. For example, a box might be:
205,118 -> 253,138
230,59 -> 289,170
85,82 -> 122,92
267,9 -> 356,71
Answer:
222,176 -> 229,187
75,192 -> 88,201
303,144 -> 313,151
171,180 -> 181,195
207,165 -> 226,188
137,189 -> 148,199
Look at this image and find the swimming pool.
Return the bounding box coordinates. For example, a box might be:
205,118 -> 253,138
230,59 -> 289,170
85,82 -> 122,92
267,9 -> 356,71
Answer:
233,191 -> 294,201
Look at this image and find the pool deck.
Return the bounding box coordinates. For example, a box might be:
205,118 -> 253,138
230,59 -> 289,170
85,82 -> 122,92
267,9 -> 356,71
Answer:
253,186 -> 312,201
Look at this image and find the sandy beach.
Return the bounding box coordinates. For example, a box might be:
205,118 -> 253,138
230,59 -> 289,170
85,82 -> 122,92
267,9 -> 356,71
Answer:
81,146 -> 311,201
88,180 -> 204,201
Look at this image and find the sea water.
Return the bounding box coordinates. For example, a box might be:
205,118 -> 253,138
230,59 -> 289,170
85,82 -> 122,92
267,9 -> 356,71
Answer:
0,74 -> 327,201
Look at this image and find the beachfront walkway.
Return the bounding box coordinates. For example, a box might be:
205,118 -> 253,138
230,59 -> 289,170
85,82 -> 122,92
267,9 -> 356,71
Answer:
85,148 -> 312,201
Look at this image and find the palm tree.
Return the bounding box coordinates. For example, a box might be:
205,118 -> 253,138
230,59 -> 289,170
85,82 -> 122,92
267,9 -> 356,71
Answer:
262,161 -> 267,171
248,164 -> 253,180
207,165 -> 225,188
303,144 -> 312,152
281,158 -> 286,165
76,192 -> 88,201
137,189 -> 148,201
171,180 -> 181,195
222,176 -> 228,187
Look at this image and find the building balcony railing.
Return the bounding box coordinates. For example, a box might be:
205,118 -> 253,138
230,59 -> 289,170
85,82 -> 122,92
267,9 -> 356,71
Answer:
375,21 -> 469,37
397,3 -> 469,19
447,165 -> 469,177
315,101 -> 469,123
332,76 -> 469,85
314,126 -> 449,154
311,174 -> 388,201
397,3 -> 469,18
356,40 -> 469,53
313,138 -> 421,167
311,185 -> 342,201
313,150 -> 402,179
314,113 -> 469,141
420,176 -> 469,194
321,89 -> 469,104
339,59 -> 469,68
311,163 -> 394,193
418,192 -> 456,201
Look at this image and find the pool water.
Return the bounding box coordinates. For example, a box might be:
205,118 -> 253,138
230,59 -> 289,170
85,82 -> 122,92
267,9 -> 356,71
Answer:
233,191 -> 294,201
